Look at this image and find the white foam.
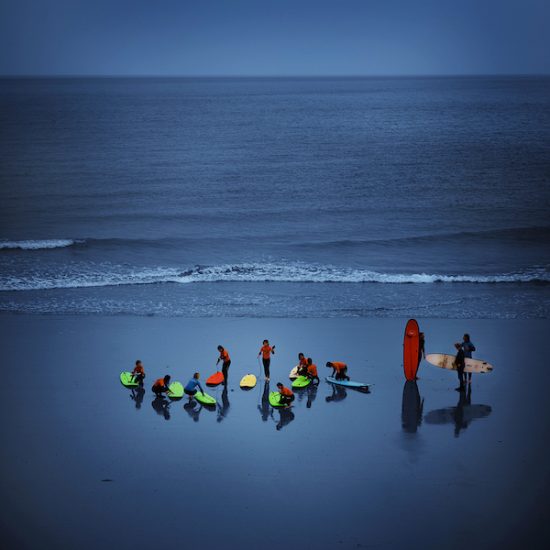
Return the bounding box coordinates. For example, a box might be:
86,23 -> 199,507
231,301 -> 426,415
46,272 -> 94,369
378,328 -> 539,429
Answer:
0,262 -> 548,291
0,239 -> 79,250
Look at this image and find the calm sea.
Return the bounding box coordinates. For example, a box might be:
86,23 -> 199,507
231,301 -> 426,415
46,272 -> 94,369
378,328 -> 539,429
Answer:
1,76 -> 549,317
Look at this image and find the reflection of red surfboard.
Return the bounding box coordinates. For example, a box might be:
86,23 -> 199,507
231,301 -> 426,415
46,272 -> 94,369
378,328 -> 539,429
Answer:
206,371 -> 224,386
403,319 -> 420,381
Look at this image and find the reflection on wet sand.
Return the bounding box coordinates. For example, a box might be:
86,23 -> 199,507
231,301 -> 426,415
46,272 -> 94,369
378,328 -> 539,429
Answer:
424,386 -> 492,437
217,385 -> 230,423
258,381 -> 272,422
131,386 -> 145,409
401,381 -> 424,434
326,384 -> 347,403
306,383 -> 318,409
276,407 -> 295,431
151,396 -> 170,420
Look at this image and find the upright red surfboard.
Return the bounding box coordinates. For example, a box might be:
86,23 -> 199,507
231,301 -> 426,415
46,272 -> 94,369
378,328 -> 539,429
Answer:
403,319 -> 420,381
206,371 -> 224,386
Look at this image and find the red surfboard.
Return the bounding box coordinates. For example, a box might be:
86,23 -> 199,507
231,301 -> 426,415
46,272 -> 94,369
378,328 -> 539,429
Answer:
403,319 -> 420,381
206,371 -> 224,386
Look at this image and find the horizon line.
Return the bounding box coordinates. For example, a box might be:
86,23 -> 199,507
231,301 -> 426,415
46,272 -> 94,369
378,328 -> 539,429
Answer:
1,72 -> 549,79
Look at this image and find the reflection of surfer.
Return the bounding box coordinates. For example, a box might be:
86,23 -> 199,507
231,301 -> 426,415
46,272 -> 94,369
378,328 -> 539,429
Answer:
131,386 -> 145,409
276,408 -> 295,431
184,400 -> 201,422
217,384 -> 230,423
306,383 -> 318,409
258,381 -> 272,421
152,396 -> 170,420
453,385 -> 472,437
326,385 -> 347,402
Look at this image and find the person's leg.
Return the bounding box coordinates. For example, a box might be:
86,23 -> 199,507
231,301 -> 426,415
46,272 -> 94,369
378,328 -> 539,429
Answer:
343,368 -> 350,381
263,358 -> 270,379
222,360 -> 230,383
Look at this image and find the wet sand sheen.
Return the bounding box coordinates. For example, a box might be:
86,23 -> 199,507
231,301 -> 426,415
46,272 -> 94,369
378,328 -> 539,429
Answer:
0,315 -> 548,549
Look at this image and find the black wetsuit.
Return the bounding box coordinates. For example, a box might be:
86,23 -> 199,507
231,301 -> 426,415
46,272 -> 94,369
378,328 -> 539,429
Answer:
455,348 -> 465,388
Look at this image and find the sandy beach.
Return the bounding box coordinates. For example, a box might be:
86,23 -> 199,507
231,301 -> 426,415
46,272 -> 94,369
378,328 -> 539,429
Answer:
1,314 -> 548,549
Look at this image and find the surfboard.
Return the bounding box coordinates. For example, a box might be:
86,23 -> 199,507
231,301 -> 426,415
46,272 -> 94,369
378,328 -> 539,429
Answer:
289,366 -> 299,379
240,374 -> 257,388
167,381 -> 184,399
269,391 -> 290,407
206,371 -> 224,386
326,376 -> 371,390
195,391 -> 216,406
120,371 -> 138,387
426,353 -> 494,374
292,375 -> 311,388
403,319 -> 420,381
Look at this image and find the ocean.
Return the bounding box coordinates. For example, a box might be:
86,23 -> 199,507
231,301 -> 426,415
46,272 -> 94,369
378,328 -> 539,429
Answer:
1,76 -> 549,318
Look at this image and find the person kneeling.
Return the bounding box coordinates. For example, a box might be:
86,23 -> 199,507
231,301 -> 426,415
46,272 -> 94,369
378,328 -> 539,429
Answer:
184,372 -> 205,401
132,360 -> 145,386
306,358 -> 320,384
326,361 -> 350,381
152,375 -> 171,396
276,382 -> 295,406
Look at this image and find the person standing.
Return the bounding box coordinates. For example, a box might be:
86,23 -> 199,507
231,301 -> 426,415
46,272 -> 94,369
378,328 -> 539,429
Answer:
258,339 -> 275,381
460,334 -> 476,384
417,332 -> 425,379
216,345 -> 231,384
454,343 -> 465,392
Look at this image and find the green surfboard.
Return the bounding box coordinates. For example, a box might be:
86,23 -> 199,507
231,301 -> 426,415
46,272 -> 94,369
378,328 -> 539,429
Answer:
292,375 -> 311,388
195,391 -> 216,406
167,382 -> 184,399
120,371 -> 138,387
269,391 -> 290,407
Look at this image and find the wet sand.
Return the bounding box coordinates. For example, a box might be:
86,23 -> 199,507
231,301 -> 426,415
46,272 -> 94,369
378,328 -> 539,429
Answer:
1,315 -> 548,549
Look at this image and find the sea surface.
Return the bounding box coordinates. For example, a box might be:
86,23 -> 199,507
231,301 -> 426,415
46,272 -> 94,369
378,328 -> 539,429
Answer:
1,76 -> 549,317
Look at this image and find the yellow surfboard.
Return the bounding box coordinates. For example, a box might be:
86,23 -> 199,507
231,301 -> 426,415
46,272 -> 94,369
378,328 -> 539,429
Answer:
240,374 -> 257,388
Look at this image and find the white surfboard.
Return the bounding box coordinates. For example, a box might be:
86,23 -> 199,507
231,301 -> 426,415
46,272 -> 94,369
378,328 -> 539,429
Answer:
426,353 -> 494,374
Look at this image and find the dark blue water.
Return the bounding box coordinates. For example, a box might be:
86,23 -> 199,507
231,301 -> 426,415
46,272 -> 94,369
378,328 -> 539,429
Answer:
1,77 -> 549,317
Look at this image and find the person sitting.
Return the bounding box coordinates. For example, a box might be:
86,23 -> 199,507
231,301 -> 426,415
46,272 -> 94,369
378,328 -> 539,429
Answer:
326,361 -> 350,381
184,372 -> 205,400
152,375 -> 171,396
276,382 -> 295,406
306,357 -> 320,384
132,360 -> 145,386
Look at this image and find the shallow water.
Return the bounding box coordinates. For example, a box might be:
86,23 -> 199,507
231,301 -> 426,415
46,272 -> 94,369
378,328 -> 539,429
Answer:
1,315 -> 548,549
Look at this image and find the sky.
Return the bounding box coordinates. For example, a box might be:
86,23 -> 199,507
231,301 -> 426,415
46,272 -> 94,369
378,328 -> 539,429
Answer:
0,0 -> 548,76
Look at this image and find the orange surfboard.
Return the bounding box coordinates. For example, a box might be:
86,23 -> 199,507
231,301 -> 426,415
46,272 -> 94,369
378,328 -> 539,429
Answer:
206,371 -> 224,386
403,319 -> 420,381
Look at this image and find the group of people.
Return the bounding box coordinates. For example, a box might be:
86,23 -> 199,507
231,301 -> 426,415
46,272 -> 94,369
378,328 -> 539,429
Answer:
128,338 -> 353,407
454,334 -> 476,392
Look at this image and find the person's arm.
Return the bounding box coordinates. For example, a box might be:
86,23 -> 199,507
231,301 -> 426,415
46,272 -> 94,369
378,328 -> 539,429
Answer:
216,357 -> 220,365
332,368 -> 336,377
272,345 -> 276,354
198,383 -> 204,394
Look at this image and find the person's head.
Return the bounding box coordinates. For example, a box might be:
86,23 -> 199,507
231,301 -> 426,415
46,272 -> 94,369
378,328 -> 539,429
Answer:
326,362 -> 333,368
307,357 -> 312,365
298,353 -> 304,360
263,339 -> 269,345
276,382 -> 283,389
217,345 -> 223,352
454,343 -> 461,350
164,375 -> 171,384
463,333 -> 470,342
194,372 -> 200,379
135,360 -> 142,366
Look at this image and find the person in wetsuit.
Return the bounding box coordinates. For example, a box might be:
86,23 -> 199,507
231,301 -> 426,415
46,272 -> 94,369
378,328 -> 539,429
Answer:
216,345 -> 231,384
